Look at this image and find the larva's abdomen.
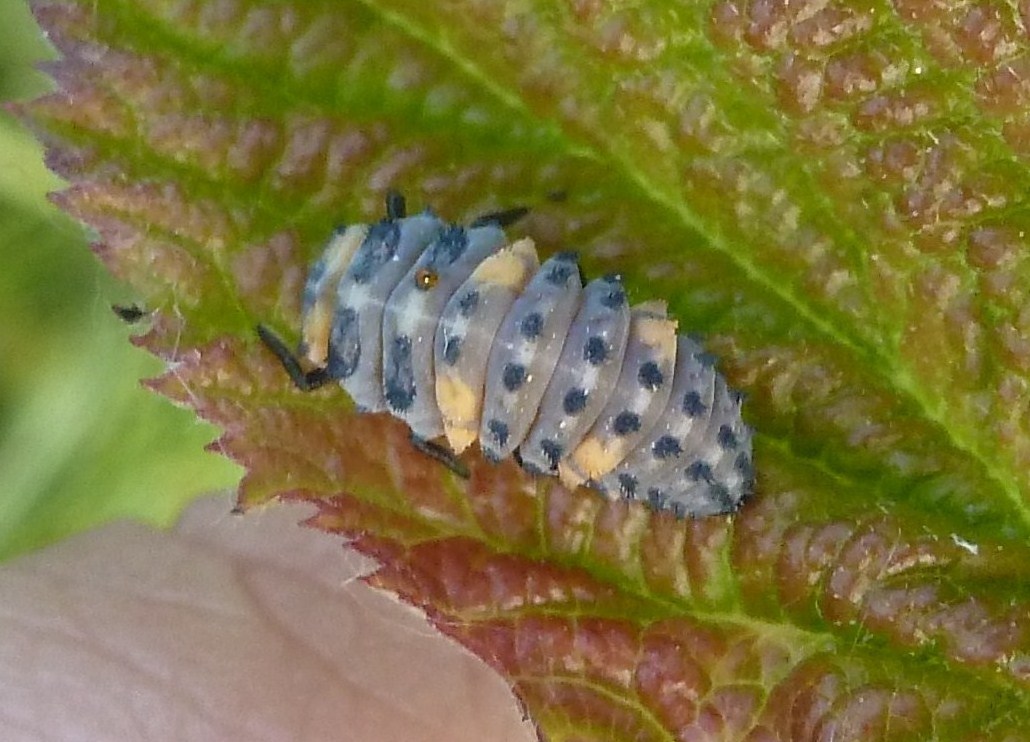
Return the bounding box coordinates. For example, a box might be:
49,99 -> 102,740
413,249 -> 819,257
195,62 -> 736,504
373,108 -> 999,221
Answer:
655,377 -> 748,516
382,223 -> 506,440
559,301 -> 678,489
434,238 -> 540,453
597,337 -> 717,504
479,252 -> 583,462
331,214 -> 444,412
518,275 -> 631,474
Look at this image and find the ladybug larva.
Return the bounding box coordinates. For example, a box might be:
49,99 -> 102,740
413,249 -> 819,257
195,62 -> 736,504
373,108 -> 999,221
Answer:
258,191 -> 754,518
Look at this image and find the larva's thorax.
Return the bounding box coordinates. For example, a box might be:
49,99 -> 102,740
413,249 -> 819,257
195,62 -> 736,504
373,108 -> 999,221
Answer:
381,223 -> 507,440
327,214 -> 443,412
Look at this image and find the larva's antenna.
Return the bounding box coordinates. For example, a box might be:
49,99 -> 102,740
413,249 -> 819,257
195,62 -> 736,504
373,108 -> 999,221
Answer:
470,205 -> 530,229
385,189 -> 407,220
256,324 -> 331,392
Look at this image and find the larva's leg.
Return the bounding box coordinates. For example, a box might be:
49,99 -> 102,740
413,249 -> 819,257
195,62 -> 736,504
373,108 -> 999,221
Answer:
409,433 -> 470,479
385,189 -> 406,220
470,205 -> 529,228
256,324 -> 332,392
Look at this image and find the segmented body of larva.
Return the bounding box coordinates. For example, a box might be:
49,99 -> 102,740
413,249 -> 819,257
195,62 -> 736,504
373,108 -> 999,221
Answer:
258,193 -> 754,518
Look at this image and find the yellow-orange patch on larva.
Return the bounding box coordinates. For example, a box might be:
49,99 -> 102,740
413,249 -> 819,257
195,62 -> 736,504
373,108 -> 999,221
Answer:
635,313 -> 678,352
562,435 -> 625,488
471,238 -> 538,288
301,305 -> 332,366
436,372 -> 480,453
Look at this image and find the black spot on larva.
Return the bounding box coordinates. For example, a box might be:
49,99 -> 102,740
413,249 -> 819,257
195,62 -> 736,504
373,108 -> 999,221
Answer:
717,424 -> 738,450
546,255 -> 577,286
442,336 -> 462,366
647,488 -> 666,509
384,335 -> 416,412
730,388 -> 747,405
458,290 -> 479,317
546,264 -> 573,286
600,276 -> 626,308
584,336 -> 608,366
430,226 -> 468,265
618,473 -> 638,499
652,435 -> 682,460
349,221 -> 401,284
539,440 -> 563,471
563,388 -> 587,415
502,363 -> 527,391
604,291 -> 626,306
488,419 -> 509,448
520,312 -> 543,340
613,411 -> 641,436
637,361 -> 663,391
685,460 -> 714,484
682,391 -> 707,417
327,307 -> 361,378
671,501 -> 687,519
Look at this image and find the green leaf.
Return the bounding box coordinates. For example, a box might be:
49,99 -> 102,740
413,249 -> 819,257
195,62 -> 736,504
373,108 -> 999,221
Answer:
20,0 -> 1030,738
0,0 -> 239,561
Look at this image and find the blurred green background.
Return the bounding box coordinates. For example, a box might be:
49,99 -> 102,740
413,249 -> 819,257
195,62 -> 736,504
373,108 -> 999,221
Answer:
0,0 -> 240,561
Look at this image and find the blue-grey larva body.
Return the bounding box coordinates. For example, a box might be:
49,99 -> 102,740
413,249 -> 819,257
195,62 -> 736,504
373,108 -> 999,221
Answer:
285,198 -> 754,518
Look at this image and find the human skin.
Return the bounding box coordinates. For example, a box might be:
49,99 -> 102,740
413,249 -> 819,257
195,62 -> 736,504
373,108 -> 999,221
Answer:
0,495 -> 535,742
